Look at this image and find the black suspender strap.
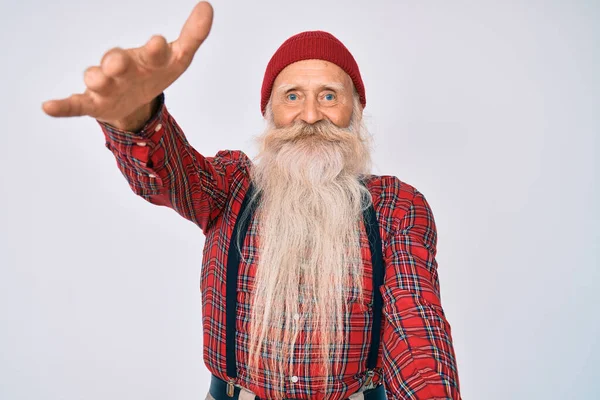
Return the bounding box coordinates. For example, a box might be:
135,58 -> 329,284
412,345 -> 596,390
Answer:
363,202 -> 384,370
224,182 -> 384,380
226,183 -> 256,379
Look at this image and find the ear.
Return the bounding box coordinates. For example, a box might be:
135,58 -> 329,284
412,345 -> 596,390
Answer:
264,97 -> 274,122
356,105 -> 364,121
350,82 -> 363,120
352,90 -> 364,122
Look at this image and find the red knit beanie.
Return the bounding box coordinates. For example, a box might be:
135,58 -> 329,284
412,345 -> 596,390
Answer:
260,31 -> 366,115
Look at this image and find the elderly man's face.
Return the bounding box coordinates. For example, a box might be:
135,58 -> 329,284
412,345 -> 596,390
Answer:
270,59 -> 357,128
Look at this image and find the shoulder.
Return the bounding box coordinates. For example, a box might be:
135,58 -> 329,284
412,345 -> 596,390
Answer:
208,150 -> 254,182
212,150 -> 253,167
363,174 -> 434,234
364,174 -> 420,211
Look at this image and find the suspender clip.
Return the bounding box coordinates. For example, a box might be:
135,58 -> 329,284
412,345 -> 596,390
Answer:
227,379 -> 235,397
364,369 -> 374,387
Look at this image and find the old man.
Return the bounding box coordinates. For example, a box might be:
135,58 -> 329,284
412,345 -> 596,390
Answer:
42,2 -> 461,399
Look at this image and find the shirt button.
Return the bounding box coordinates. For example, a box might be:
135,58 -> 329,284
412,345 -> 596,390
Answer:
154,123 -> 162,132
136,142 -> 147,147
290,376 -> 299,383
293,313 -> 300,321
148,174 -> 156,178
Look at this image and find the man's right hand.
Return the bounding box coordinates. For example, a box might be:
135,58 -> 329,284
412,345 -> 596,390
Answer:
42,1 -> 213,131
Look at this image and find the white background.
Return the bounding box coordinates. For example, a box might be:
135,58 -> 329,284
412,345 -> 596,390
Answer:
1,0 -> 598,399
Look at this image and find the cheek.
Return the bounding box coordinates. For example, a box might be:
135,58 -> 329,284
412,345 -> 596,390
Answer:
272,106 -> 295,127
328,106 -> 354,128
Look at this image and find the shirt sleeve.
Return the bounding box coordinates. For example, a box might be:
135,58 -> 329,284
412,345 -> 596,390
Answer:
380,190 -> 461,399
98,92 -> 251,234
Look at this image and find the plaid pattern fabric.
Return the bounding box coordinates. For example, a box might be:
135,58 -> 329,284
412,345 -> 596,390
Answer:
98,93 -> 461,399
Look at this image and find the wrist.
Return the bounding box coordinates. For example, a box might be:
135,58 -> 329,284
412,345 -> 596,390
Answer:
106,97 -> 159,132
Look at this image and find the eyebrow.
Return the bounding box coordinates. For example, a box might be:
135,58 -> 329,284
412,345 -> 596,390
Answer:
275,82 -> 346,93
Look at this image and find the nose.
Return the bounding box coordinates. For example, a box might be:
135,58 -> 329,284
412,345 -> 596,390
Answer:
299,97 -> 323,125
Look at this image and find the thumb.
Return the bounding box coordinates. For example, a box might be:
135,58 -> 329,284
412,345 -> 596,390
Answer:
174,1 -> 214,61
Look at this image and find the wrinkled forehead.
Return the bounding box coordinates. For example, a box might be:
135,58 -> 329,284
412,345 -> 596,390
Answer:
272,60 -> 354,93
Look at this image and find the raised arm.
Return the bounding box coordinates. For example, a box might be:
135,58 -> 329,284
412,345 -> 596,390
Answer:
41,2 -> 250,232
98,92 -> 251,233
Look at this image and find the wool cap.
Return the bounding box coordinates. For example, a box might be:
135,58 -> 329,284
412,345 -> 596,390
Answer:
260,31 -> 366,115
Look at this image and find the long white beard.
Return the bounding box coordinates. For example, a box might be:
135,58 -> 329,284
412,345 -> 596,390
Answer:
245,98 -> 373,395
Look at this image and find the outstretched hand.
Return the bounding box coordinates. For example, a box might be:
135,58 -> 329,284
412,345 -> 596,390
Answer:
42,1 -> 213,127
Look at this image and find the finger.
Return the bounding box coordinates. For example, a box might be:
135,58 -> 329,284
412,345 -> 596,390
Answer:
135,35 -> 171,68
173,1 -> 214,62
42,93 -> 95,118
100,47 -> 131,78
83,66 -> 115,95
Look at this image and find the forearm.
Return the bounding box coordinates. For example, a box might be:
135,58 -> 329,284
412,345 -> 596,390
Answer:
98,93 -> 250,232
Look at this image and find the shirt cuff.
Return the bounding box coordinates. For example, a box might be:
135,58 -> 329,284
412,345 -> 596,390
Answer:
98,92 -> 166,151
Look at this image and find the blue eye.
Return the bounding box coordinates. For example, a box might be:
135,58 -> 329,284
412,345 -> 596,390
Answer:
324,93 -> 335,101
287,93 -> 298,101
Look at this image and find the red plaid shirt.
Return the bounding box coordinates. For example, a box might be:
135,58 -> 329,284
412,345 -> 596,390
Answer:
99,93 -> 461,399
